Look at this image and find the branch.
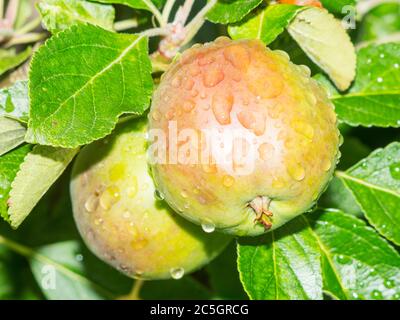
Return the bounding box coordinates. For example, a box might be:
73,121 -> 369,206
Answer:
182,0 -> 217,46
162,0 -> 176,23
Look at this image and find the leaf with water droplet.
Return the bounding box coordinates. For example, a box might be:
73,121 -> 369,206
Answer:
37,0 -> 115,34
325,42 -> 400,128
304,209 -> 400,300
337,142 -> 400,246
238,215 -> 323,300
26,24 -> 153,148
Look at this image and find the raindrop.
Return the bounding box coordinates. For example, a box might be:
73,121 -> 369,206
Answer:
201,222 -> 216,233
181,191 -> 188,198
75,254 -> 84,262
371,290 -> 383,300
183,100 -> 195,112
287,163 -> 306,181
203,67 -> 224,87
339,134 -> 344,146
223,175 -> 235,187
322,158 -> 332,172
389,163 -> 400,180
84,195 -> 98,213
361,161 -> 368,169
336,254 -> 351,264
351,292 -> 360,299
170,267 -> 185,280
154,189 -> 165,200
384,279 -> 395,289
99,186 -> 120,210
171,76 -> 181,88
292,120 -> 314,140
212,93 -> 233,125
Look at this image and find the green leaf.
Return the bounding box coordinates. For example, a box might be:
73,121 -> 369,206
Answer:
304,209 -> 400,300
207,0 -> 263,24
37,0 -> 115,33
0,81 -> 30,123
0,47 -> 32,77
0,144 -> 32,222
142,277 -> 211,300
237,216 -> 323,300
320,0 -> 356,14
228,4 -> 304,45
287,7 -> 356,91
358,2 -> 400,42
28,240 -> 132,299
320,177 -> 363,217
26,23 -> 153,148
0,117 -> 26,157
330,43 -> 400,128
90,0 -> 165,11
336,142 -> 400,246
8,146 -> 78,228
207,242 -> 248,299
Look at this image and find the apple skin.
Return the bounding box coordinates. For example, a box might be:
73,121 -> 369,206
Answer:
70,118 -> 231,280
148,38 -> 340,236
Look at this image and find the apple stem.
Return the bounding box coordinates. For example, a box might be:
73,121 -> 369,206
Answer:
250,196 -> 273,230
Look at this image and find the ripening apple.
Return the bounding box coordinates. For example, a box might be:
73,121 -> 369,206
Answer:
70,118 -> 231,280
148,38 -> 340,236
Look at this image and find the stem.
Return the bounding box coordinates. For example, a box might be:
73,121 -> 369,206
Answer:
143,0 -> 166,27
182,0 -> 217,46
0,234 -> 32,257
5,32 -> 47,48
131,279 -> 144,300
162,0 -> 176,23
174,0 -> 195,26
114,18 -> 138,32
15,16 -> 41,35
140,27 -> 170,38
5,0 -> 19,27
0,0 -> 4,19
118,279 -> 145,300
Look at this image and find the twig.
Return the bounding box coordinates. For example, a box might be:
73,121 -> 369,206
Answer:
15,16 -> 41,35
0,0 -> 4,19
174,0 -> 195,26
140,27 -> 170,38
181,0 -> 217,46
118,280 -> 145,300
143,0 -> 166,27
162,0 -> 176,23
5,0 -> 19,27
4,32 -> 47,48
114,18 -> 138,32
